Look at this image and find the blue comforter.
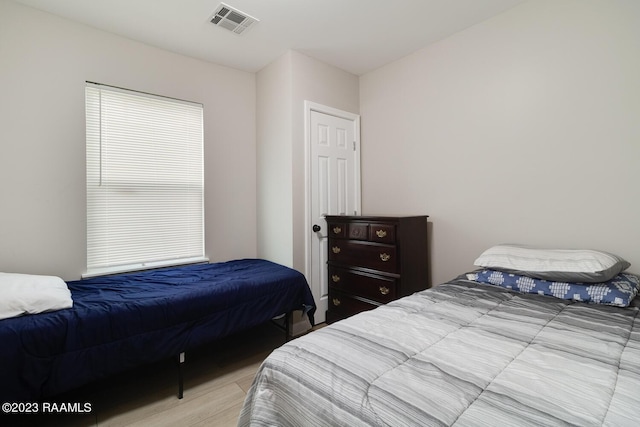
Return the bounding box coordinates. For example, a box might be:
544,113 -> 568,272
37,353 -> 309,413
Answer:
0,259 -> 315,400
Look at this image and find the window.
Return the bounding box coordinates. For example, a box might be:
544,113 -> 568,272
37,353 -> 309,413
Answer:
85,82 -> 205,277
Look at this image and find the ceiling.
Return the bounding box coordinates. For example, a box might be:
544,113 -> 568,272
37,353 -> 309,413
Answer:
11,0 -> 527,75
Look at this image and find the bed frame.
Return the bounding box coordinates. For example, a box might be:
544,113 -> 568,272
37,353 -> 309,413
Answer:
0,259 -> 315,401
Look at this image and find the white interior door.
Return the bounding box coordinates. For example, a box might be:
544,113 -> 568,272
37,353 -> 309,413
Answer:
306,102 -> 360,324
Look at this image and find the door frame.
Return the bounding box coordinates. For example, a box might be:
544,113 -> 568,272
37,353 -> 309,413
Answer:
303,100 -> 361,318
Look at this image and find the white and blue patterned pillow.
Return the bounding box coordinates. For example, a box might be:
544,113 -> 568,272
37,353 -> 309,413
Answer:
467,269 -> 640,307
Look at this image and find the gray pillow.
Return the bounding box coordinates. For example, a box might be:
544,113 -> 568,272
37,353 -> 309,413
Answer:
473,244 -> 630,283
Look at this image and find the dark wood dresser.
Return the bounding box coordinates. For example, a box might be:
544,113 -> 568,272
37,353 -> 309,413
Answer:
325,215 -> 429,323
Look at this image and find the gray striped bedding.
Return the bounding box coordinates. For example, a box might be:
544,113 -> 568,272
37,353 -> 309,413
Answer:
238,277 -> 640,426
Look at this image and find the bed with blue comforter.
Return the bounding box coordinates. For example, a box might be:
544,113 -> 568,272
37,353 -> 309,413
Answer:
0,259 -> 315,401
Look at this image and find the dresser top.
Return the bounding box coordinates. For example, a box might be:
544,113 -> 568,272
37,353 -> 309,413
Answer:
325,215 -> 428,221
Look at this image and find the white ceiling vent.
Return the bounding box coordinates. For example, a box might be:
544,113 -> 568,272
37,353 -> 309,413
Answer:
210,3 -> 259,35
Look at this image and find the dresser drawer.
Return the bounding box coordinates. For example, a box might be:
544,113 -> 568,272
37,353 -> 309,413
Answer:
332,221 -> 396,243
347,223 -> 368,240
369,223 -> 395,244
329,266 -> 397,303
327,289 -> 378,318
329,240 -> 398,273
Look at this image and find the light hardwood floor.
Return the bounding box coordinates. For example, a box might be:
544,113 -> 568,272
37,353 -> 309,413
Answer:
9,322 -> 317,427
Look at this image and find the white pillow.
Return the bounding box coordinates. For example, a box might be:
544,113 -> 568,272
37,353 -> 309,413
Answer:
473,244 -> 630,283
0,272 -> 73,320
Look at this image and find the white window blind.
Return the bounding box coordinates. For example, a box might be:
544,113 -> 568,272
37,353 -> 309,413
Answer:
85,83 -> 205,277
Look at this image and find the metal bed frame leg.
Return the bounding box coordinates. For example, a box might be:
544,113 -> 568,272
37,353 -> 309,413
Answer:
178,352 -> 185,399
176,313 -> 292,399
285,311 -> 291,342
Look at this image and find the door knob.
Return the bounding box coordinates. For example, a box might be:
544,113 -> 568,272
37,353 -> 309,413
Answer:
312,224 -> 321,232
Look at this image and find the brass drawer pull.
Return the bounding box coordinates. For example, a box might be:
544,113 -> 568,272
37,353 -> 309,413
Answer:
332,274 -> 341,283
380,253 -> 390,262
375,229 -> 387,238
332,298 -> 341,306
379,286 -> 390,295
333,226 -> 342,234
332,246 -> 341,254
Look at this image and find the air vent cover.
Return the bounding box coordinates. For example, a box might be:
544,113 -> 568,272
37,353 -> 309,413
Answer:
210,3 -> 259,35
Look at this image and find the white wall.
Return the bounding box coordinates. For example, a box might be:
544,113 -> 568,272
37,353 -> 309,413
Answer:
256,52 -> 294,267
4,0 -> 638,289
256,51 -> 359,273
0,0 -> 257,280
360,0 -> 640,285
